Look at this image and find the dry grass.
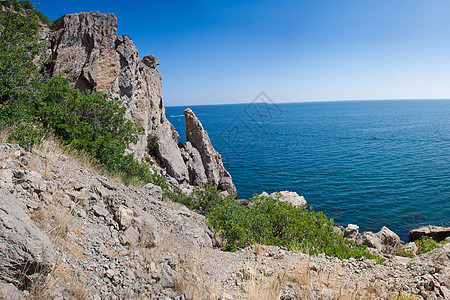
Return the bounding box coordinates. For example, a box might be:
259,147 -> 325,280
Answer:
31,132 -> 124,185
25,271 -> 60,300
252,244 -> 264,256
389,291 -> 419,300
285,253 -> 390,300
0,129 -> 10,144
244,267 -> 283,300
31,201 -> 75,240
174,249 -> 219,300
25,264 -> 88,300
65,275 -> 88,300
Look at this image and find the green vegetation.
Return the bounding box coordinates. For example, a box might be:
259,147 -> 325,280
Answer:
0,0 -> 65,30
396,236 -> 448,258
147,134 -> 159,155
415,236 -> 448,255
0,0 -> 165,186
396,246 -> 415,258
165,183 -> 385,263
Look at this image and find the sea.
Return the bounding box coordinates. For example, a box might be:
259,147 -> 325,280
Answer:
166,99 -> 450,241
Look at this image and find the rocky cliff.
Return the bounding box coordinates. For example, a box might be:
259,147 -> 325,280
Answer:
39,12 -> 237,196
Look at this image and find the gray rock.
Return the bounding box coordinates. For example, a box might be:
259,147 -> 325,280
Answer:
0,169 -> 13,191
270,191 -> 307,208
409,226 -> 450,242
41,11 -> 187,176
218,191 -> 231,199
375,226 -> 401,255
159,264 -> 174,288
0,188 -> 55,287
356,227 -> 401,255
116,205 -> 134,229
92,204 -> 110,218
143,183 -> 163,201
184,108 -> 238,198
440,286 -> 450,299
155,126 -> 189,183
357,231 -> 382,251
424,242 -> 450,265
119,226 -> 140,246
142,55 -> 160,68
0,282 -> 24,300
24,171 -> 46,193
344,224 -> 359,239
183,142 -> 207,187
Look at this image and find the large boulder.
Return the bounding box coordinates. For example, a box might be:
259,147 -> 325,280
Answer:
356,226 -> 401,255
409,226 -> 450,242
184,108 -> 238,198
0,188 -> 55,288
271,191 -> 307,208
376,226 -> 402,255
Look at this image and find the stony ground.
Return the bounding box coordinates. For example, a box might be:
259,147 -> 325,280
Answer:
0,140 -> 449,299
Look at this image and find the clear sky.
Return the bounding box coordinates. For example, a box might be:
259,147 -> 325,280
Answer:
32,0 -> 450,106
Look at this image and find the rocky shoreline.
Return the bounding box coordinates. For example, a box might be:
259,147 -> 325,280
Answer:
1,10 -> 449,300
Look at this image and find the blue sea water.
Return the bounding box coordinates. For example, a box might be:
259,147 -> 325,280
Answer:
166,100 -> 450,241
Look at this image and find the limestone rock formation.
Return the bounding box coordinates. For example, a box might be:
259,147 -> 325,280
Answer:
40,12 -> 236,193
181,142 -> 208,187
409,225 -> 450,242
355,226 -> 401,255
0,188 -> 55,287
184,108 -> 238,198
41,12 -> 178,164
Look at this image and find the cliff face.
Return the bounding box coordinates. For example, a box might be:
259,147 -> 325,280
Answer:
40,12 -> 237,196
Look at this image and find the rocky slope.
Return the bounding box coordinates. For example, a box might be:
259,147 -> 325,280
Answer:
39,12 -> 237,197
0,142 -> 449,299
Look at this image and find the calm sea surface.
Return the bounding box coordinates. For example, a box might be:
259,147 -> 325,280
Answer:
166,100 -> 450,241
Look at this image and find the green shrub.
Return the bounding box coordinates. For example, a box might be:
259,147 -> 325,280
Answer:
166,184 -> 384,263
396,246 -> 415,258
0,4 -> 44,148
0,7 -> 167,188
147,134 -> 159,154
416,236 -> 448,255
49,15 -> 65,31
1,0 -> 51,24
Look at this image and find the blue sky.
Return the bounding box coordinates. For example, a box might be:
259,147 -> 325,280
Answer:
32,0 -> 450,106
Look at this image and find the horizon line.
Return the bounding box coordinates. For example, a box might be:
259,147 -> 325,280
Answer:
165,97 -> 450,108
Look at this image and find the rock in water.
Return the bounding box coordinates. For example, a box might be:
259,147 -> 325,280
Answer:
0,188 -> 55,287
409,226 -> 450,242
184,108 -> 238,198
